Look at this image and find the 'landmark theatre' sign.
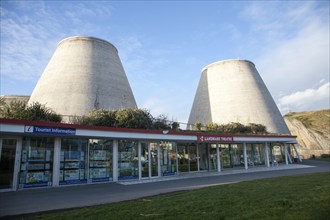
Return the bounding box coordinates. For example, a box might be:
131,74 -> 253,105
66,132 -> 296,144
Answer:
197,135 -> 233,143
24,125 -> 76,135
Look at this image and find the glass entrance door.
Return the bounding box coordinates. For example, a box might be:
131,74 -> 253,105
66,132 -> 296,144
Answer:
0,139 -> 17,189
189,144 -> 198,172
178,144 -> 198,172
140,143 -> 149,178
150,143 -> 158,177
198,143 -> 209,171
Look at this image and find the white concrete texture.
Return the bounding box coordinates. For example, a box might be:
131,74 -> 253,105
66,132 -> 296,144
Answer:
188,59 -> 290,134
28,36 -> 137,118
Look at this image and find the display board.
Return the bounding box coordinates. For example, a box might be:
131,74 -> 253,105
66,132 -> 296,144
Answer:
19,137 -> 54,188
89,143 -> 113,182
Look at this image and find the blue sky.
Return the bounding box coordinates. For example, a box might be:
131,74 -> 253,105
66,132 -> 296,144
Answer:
1,1 -> 329,124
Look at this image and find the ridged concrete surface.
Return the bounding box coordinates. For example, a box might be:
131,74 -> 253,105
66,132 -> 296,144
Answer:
188,59 -> 290,134
28,36 -> 137,118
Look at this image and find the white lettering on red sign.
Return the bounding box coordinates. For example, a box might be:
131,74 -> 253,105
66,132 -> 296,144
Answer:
198,135 -> 233,142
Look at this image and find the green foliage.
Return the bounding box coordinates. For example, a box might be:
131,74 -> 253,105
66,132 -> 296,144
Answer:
72,109 -> 175,130
152,114 -> 171,130
248,123 -> 267,134
115,108 -> 153,129
69,115 -> 92,126
205,122 -> 267,134
26,102 -> 62,122
0,100 -> 61,122
30,172 -> 330,220
195,122 -> 202,131
0,100 -> 27,119
171,122 -> 180,131
88,109 -> 118,127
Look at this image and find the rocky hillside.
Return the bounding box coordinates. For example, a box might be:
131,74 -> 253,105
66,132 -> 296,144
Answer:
284,109 -> 330,159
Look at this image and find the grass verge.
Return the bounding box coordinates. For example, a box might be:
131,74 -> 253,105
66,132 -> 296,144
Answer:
316,158 -> 330,162
28,172 -> 330,220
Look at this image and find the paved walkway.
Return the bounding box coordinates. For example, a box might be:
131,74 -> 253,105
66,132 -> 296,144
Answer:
0,160 -> 329,218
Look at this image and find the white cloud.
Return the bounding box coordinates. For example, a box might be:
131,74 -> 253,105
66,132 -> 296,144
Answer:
244,1 -> 330,114
277,82 -> 330,114
140,98 -> 167,117
140,96 -> 188,124
258,18 -> 329,91
0,1 -> 114,95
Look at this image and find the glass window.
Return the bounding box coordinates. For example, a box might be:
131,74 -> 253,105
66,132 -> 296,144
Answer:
150,143 -> 158,177
271,144 -> 284,164
159,142 -> 177,176
89,139 -> 113,182
141,143 -> 149,178
178,144 -> 189,172
189,144 -> 198,172
198,143 -> 209,171
118,140 -> 138,180
220,144 -> 231,168
197,143 -> 218,171
253,144 -> 265,165
178,143 -> 197,172
246,144 -> 255,166
0,139 -> 17,189
231,144 -> 243,167
19,137 -> 54,188
60,139 -> 88,185
209,144 -> 218,170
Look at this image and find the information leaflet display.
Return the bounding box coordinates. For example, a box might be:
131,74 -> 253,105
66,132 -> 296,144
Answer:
89,139 -> 113,182
19,137 -> 54,188
60,139 -> 88,185
118,140 -> 138,180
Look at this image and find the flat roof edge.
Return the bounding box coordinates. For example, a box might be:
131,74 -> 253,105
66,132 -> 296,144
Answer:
0,118 -> 297,140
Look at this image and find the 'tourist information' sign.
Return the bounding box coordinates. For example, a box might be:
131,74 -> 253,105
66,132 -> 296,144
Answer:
197,135 -> 233,143
24,125 -> 76,135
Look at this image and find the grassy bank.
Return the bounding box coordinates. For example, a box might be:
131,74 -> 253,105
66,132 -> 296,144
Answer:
29,172 -> 330,220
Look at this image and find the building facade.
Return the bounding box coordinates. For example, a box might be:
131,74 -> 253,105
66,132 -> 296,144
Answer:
0,118 -> 298,191
28,36 -> 137,120
188,59 -> 290,134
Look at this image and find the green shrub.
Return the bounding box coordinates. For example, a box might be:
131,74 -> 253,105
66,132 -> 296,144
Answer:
0,101 -> 61,122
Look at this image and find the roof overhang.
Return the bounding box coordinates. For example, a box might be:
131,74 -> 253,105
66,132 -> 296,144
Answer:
0,118 -> 297,143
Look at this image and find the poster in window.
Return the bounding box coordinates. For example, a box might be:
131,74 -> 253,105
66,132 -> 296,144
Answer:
64,170 -> 79,180
30,150 -> 45,160
93,150 -> 107,160
26,172 -> 44,183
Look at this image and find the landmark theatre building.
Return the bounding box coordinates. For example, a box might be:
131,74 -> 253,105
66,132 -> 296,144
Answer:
0,118 -> 299,191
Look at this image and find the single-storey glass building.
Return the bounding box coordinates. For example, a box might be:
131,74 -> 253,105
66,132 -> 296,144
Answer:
0,118 -> 299,191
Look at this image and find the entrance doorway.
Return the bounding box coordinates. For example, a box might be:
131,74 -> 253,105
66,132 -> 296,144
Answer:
178,143 -> 198,172
0,139 -> 17,190
199,143 -> 218,171
140,142 -> 159,178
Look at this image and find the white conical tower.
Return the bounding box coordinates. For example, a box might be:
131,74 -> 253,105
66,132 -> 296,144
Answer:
28,36 -> 137,119
188,59 -> 290,134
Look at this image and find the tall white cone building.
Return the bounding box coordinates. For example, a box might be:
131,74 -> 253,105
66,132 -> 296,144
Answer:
28,36 -> 137,119
188,59 -> 290,134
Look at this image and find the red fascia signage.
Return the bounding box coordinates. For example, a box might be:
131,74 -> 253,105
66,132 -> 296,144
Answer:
197,135 -> 233,143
